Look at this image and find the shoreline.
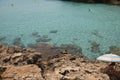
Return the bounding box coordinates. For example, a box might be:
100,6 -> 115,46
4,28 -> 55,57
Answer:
61,0 -> 120,5
0,44 -> 120,80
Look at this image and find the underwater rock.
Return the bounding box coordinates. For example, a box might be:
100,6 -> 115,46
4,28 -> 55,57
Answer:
106,46 -> 120,56
31,31 -> 39,36
36,35 -> 52,43
27,43 -> 60,58
13,37 -> 25,48
58,44 -> 82,54
36,35 -> 41,37
91,30 -> 103,38
36,37 -> 51,42
10,3 -> 14,7
49,30 -> 58,33
89,41 -> 100,53
42,35 -> 49,38
0,36 -> 6,41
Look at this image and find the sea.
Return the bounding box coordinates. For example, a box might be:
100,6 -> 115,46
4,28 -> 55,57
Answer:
0,0 -> 120,59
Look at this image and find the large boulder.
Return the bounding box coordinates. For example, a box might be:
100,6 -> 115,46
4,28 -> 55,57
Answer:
1,65 -> 44,80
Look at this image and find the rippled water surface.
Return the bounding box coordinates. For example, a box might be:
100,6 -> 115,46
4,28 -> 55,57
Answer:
0,0 -> 120,59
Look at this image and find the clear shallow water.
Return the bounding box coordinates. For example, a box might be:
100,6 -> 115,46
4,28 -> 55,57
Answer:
0,0 -> 120,59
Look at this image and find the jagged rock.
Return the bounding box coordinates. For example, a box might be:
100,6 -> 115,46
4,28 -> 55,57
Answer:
0,45 -> 120,80
7,46 -> 15,54
1,65 -> 44,80
59,44 -> 82,54
28,43 -> 60,58
0,45 -> 41,66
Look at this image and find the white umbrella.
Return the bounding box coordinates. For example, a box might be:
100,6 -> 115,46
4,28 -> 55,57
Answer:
97,53 -> 120,62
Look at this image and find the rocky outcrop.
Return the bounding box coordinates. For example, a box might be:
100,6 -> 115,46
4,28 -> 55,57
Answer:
62,0 -> 120,5
42,54 -> 110,80
0,44 -> 120,80
1,65 -> 44,80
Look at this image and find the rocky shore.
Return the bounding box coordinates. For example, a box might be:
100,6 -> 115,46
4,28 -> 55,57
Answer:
0,44 -> 120,80
62,0 -> 120,5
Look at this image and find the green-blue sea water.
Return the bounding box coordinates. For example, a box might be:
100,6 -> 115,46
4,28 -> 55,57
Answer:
0,0 -> 120,59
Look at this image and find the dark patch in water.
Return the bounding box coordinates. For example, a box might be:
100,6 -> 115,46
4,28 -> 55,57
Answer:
13,37 -> 25,48
88,40 -> 100,53
49,30 -> 58,33
0,36 -> 6,42
91,30 -> 103,38
35,35 -> 52,43
31,32 -> 39,36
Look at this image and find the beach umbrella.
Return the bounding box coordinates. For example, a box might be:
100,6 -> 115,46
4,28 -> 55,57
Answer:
97,53 -> 120,62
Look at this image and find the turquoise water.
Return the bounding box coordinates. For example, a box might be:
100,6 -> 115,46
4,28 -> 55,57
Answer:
0,0 -> 120,59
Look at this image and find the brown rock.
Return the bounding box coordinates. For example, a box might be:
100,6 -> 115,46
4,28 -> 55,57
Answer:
1,65 -> 44,80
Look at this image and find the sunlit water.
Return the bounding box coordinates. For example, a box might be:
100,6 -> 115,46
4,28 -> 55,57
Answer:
0,0 -> 120,59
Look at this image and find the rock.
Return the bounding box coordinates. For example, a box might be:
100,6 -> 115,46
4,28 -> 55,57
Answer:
36,37 -> 51,42
89,41 -> 100,53
28,43 -> 60,58
13,37 -> 25,48
61,0 -> 120,5
11,53 -> 22,59
84,75 -> 97,80
0,36 -> 6,41
31,32 -> 39,36
109,0 -> 120,5
1,65 -> 44,80
106,46 -> 120,56
59,44 -> 82,54
0,45 -> 119,80
49,30 -> 58,33
7,46 -> 15,54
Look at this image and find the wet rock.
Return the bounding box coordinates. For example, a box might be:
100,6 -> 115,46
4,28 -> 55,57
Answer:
59,44 -> 82,54
28,43 -> 60,58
